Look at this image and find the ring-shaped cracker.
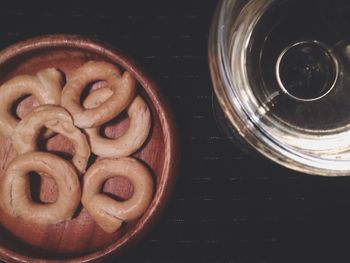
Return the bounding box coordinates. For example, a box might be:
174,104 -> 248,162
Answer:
0,152 -> 81,225
12,105 -> 90,173
61,61 -> 136,128
0,68 -> 64,137
82,158 -> 154,233
84,88 -> 151,158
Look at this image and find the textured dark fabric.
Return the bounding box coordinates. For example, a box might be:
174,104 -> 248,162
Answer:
1,1 -> 350,262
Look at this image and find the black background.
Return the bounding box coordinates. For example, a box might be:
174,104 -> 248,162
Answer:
2,1 -> 350,262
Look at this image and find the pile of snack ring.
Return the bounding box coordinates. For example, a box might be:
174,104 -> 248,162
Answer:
0,61 -> 154,233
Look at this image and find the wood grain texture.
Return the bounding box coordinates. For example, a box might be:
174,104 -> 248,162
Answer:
0,35 -> 179,262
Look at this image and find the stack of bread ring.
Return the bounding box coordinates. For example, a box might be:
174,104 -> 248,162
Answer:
0,61 -> 154,233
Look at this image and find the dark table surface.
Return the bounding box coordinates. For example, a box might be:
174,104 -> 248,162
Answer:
2,1 -> 350,262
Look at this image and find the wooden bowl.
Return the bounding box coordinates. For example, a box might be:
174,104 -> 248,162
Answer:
0,35 -> 179,262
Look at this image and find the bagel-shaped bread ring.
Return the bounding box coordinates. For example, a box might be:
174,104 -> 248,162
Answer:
81,158 -> 154,233
0,68 -> 64,137
61,61 -> 136,128
83,88 -> 151,158
12,105 -> 90,173
0,152 -> 81,225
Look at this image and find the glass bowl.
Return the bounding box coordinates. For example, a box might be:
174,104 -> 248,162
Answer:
209,0 -> 350,176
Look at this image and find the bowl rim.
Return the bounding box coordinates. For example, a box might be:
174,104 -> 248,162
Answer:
0,34 -> 180,262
